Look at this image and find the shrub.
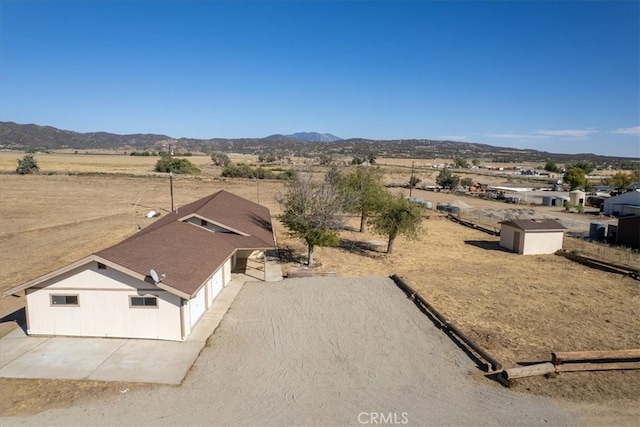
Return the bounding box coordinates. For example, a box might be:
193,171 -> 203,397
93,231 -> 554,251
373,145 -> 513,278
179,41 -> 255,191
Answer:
211,151 -> 231,167
154,156 -> 201,175
16,154 -> 40,174
221,163 -> 295,180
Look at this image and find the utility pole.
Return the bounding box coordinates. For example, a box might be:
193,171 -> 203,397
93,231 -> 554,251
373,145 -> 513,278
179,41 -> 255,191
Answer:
168,143 -> 174,212
256,177 -> 260,204
170,172 -> 174,212
409,161 -> 415,198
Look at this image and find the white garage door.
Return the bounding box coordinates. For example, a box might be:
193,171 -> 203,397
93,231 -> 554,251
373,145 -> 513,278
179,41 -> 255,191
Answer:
189,286 -> 206,328
209,269 -> 224,305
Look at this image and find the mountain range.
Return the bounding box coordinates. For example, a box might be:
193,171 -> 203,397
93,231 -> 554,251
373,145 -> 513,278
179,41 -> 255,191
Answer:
0,121 -> 636,165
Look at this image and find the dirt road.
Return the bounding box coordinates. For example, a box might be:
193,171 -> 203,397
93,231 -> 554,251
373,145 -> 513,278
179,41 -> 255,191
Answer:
2,277 -> 578,426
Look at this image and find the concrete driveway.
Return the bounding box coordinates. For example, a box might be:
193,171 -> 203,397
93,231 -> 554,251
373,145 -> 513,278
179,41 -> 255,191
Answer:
2,276 -> 580,426
0,279 -> 245,385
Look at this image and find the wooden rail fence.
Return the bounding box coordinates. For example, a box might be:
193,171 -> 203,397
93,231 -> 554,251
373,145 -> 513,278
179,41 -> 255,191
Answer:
555,250 -> 639,279
390,274 -> 502,372
501,349 -> 640,386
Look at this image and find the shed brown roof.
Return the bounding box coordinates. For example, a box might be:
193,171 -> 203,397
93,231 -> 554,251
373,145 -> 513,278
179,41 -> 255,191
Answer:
500,218 -> 566,232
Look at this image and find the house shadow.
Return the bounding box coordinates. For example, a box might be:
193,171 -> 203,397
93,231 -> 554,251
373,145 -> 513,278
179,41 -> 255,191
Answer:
464,240 -> 511,252
0,307 -> 27,334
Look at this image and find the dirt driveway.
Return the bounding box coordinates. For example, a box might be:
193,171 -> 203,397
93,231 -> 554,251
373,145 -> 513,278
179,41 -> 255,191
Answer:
2,276 -> 578,426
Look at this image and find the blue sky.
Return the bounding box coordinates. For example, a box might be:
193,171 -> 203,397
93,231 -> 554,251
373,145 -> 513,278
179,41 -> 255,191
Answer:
1,1 -> 638,157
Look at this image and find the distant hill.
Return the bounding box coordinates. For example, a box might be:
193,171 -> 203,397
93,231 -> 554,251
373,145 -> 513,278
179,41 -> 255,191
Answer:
0,121 -> 171,150
286,132 -> 343,142
0,121 -> 637,166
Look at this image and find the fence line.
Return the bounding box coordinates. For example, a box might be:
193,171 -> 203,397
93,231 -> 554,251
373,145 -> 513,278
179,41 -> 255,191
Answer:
390,274 -> 503,372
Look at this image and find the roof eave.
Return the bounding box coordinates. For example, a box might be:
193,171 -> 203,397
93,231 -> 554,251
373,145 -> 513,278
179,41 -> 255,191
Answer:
0,254 -> 137,297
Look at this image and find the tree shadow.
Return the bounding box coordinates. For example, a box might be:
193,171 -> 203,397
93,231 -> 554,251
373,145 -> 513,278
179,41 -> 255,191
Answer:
247,213 -> 274,234
464,240 -> 511,252
277,245 -> 307,264
338,239 -> 386,257
0,307 -> 27,334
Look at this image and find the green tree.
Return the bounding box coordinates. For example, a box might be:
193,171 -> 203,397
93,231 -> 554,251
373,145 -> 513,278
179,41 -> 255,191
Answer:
155,156 -> 201,175
471,158 -> 480,166
544,161 -> 561,173
370,193 -> 424,254
277,171 -> 346,266
453,157 -> 468,168
564,167 -> 588,190
221,163 -> 255,178
211,151 -> 231,167
567,160 -> 595,175
16,154 -> 39,174
435,167 -> 460,189
340,166 -> 387,232
460,177 -> 474,187
607,172 -> 634,190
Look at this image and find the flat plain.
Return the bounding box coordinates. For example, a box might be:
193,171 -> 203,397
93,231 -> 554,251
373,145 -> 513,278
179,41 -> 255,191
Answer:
0,152 -> 638,422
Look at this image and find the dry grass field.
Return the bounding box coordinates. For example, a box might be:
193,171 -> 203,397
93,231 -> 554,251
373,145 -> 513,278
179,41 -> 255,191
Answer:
0,151 -> 638,417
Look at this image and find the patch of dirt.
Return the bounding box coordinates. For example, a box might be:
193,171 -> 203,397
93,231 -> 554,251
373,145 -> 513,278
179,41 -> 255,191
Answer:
0,378 -> 154,416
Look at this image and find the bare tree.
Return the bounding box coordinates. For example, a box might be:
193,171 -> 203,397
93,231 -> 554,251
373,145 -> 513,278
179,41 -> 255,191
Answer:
277,170 -> 347,266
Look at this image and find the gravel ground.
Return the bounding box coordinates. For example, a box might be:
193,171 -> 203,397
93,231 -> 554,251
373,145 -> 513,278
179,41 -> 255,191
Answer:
2,276 -> 579,426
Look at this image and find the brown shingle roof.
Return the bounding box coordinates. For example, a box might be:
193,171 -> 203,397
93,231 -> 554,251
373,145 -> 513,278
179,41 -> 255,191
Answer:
500,218 -> 566,232
97,221 -> 237,298
137,190 -> 275,248
7,191 -> 275,299
96,190 -> 275,298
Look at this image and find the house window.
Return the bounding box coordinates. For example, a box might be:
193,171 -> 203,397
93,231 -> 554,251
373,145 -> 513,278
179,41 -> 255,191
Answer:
97,262 -> 107,270
51,295 -> 79,306
130,296 -> 158,308
200,219 -> 208,227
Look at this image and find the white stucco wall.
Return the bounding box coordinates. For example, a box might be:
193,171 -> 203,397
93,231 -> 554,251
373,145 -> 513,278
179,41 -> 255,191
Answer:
26,263 -> 182,341
521,231 -> 564,255
499,225 -> 519,252
500,226 -> 564,255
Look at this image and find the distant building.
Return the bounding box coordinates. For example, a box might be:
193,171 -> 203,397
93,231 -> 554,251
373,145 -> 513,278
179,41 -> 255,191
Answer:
602,190 -> 640,217
499,219 -> 566,255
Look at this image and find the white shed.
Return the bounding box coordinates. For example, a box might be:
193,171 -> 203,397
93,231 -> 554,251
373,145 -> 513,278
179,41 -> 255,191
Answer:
602,190 -> 640,217
499,219 -> 566,255
3,190 -> 275,341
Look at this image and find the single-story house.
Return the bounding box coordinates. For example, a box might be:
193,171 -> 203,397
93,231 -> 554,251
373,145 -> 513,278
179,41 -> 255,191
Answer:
499,219 -> 566,255
2,190 -> 275,342
602,190 -> 640,217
